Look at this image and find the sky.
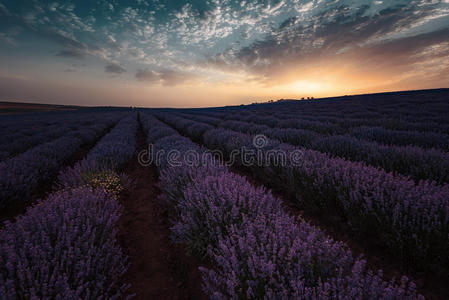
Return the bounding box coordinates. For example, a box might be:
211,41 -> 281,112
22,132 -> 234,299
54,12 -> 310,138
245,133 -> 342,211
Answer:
0,0 -> 448,108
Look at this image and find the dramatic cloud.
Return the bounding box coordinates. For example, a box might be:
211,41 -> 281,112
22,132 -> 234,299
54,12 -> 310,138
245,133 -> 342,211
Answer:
105,63 -> 126,74
208,0 -> 449,83
136,69 -> 160,83
56,48 -> 86,58
0,0 -> 448,106
135,69 -> 198,86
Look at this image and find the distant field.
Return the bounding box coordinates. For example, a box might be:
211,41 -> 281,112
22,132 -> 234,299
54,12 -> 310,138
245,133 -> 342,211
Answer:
0,101 -> 83,114
1,89 -> 449,299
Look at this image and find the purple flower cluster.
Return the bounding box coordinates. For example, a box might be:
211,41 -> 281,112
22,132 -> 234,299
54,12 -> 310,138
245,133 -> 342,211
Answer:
0,112 -> 138,299
221,109 -> 449,136
158,114 -> 214,142
0,112 -> 122,162
310,135 -> 449,184
142,113 -> 423,299
57,159 -> 104,190
219,120 -> 271,135
351,126 -> 449,152
181,93 -> 449,151
0,187 -> 129,299
211,118 -> 449,184
0,126 -> 68,162
161,113 -> 449,275
57,115 -> 138,189
86,115 -> 138,170
172,172 -> 280,258
178,113 -> 222,126
324,117 -> 449,135
201,217 -> 421,300
0,115 -> 122,209
140,114 -> 177,140
202,127 -> 449,273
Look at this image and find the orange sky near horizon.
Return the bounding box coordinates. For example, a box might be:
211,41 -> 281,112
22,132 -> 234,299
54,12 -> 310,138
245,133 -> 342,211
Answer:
0,0 -> 448,107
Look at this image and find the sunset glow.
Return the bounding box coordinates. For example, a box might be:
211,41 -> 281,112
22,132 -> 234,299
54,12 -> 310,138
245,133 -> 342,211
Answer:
0,0 -> 448,107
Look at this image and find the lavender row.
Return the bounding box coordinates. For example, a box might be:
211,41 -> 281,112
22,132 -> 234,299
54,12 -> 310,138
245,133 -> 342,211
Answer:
57,114 -> 138,190
216,111 -> 449,151
0,115 -> 138,299
280,115 -> 449,135
0,113 -> 68,141
0,112 -> 123,162
248,112 -> 449,135
185,89 -> 449,134
0,183 -> 129,299
160,113 -> 449,275
140,113 -> 423,299
0,126 -> 68,162
0,111 -> 123,149
222,119 -> 449,185
238,96 -> 449,132
182,110 -> 449,152
350,126 -> 449,151
190,109 -> 449,136
0,115 -> 120,210
240,90 -> 449,126
174,114 -> 449,185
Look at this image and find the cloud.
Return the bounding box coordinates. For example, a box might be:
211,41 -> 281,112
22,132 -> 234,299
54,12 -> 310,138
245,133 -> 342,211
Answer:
0,2 -> 109,63
1,0 -> 448,96
205,0 -> 449,84
135,69 -> 198,86
0,3 -> 12,17
56,48 -> 87,58
159,69 -> 198,86
128,47 -> 145,59
105,62 -> 126,74
136,69 -> 160,82
0,32 -> 16,45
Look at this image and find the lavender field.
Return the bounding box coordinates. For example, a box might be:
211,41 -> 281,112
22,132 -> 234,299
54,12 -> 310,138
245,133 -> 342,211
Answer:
1,89 -> 449,299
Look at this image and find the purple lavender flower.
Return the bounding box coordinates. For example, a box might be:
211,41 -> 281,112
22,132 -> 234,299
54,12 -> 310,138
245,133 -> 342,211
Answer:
0,187 -> 129,299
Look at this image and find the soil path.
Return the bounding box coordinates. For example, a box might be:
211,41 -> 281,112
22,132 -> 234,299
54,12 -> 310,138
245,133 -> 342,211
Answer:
118,121 -> 206,300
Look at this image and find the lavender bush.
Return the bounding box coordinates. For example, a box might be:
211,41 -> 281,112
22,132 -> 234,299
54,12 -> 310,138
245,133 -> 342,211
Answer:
0,111 -> 122,162
201,215 -> 422,300
168,116 -> 449,274
213,118 -> 449,184
351,126 -> 449,152
57,115 -> 138,191
85,115 -> 138,170
0,115 -> 122,209
0,187 -> 129,299
158,164 -> 227,208
172,171 -> 281,258
143,113 -> 424,299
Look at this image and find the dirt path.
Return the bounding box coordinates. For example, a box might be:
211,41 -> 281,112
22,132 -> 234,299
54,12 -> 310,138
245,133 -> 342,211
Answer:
118,123 -> 206,300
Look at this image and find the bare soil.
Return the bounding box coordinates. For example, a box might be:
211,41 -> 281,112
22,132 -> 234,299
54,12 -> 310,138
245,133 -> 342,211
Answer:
118,123 -> 206,300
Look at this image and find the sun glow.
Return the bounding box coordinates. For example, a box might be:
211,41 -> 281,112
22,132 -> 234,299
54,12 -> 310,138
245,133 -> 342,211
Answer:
281,80 -> 333,97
